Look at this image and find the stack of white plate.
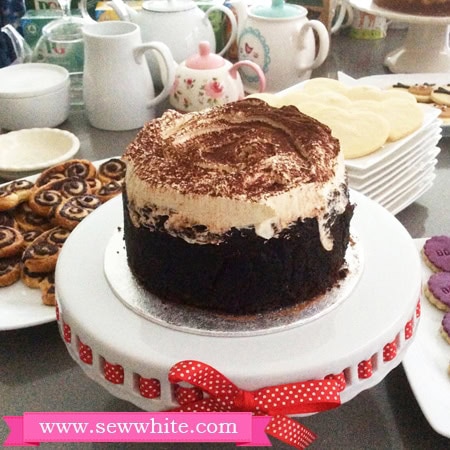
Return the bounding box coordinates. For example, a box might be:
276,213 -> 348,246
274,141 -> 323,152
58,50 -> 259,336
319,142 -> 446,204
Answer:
346,105 -> 442,215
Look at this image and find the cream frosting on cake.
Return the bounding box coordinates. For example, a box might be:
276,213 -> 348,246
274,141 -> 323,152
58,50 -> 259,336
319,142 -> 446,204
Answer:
123,98 -> 348,251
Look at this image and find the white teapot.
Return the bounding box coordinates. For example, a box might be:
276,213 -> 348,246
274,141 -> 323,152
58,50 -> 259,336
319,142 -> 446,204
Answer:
169,41 -> 265,112
234,0 -> 330,93
108,0 -> 237,81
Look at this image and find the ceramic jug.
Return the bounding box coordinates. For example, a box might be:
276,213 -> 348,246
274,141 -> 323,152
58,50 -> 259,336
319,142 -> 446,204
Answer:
82,21 -> 175,131
169,41 -> 265,112
234,0 -> 330,93
108,0 -> 237,87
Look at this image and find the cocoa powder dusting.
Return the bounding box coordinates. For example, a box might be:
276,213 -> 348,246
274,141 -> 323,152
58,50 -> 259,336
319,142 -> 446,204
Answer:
123,99 -> 340,200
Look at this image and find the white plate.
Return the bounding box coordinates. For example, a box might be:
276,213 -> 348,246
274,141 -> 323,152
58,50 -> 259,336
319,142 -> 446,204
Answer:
0,158 -> 111,331
351,72 -> 450,137
368,158 -> 436,202
386,178 -> 434,215
403,239 -> 450,438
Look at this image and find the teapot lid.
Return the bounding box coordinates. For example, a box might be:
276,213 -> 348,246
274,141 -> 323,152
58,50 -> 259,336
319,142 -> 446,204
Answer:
185,41 -> 225,70
142,0 -> 196,12
251,0 -> 304,18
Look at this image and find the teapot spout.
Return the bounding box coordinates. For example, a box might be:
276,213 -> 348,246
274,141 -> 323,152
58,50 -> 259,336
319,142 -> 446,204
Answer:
1,24 -> 32,63
107,0 -> 137,21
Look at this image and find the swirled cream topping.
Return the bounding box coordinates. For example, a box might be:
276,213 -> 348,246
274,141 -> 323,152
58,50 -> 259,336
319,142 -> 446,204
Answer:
123,99 -> 350,249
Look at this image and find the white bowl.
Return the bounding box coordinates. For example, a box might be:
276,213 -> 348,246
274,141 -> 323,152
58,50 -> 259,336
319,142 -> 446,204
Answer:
0,63 -> 70,131
0,128 -> 80,180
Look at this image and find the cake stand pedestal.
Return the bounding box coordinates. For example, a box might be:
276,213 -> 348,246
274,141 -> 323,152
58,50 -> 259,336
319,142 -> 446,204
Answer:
55,191 -> 421,413
350,0 -> 450,73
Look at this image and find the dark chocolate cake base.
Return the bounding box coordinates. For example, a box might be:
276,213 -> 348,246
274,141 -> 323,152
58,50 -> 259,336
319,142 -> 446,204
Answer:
123,195 -> 354,315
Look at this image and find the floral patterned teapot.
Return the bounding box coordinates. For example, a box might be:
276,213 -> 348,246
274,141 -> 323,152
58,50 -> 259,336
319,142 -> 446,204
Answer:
169,41 -> 265,112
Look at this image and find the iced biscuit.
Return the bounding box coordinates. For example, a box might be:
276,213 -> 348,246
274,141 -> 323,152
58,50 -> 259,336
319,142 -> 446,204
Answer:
422,235 -> 450,272
441,312 -> 450,344
423,271 -> 450,311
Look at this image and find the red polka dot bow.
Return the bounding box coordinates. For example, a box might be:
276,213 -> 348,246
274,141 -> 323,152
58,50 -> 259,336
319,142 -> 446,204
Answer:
169,360 -> 346,449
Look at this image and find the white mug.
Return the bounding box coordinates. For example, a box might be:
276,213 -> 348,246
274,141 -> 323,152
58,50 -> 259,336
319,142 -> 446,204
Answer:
82,21 -> 175,131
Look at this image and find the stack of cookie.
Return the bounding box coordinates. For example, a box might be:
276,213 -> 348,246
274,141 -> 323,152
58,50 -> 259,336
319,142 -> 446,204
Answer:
421,235 -> 450,376
0,157 -> 126,306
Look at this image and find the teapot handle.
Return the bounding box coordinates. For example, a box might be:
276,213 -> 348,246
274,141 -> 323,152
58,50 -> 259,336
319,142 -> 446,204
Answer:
296,20 -> 330,73
133,42 -> 176,109
230,60 -> 266,94
204,5 -> 238,57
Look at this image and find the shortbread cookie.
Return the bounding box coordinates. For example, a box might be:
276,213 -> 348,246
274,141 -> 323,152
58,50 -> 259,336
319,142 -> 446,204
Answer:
302,77 -> 349,95
441,312 -> 450,344
245,92 -> 281,107
0,226 -> 25,258
304,106 -> 390,159
53,194 -> 102,230
97,158 -> 126,184
424,271 -> 450,311
422,235 -> 450,272
0,255 -> 21,287
353,97 -> 423,142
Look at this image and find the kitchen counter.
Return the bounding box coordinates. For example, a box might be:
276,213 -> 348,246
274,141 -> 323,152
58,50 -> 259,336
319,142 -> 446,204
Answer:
1,28 -> 450,449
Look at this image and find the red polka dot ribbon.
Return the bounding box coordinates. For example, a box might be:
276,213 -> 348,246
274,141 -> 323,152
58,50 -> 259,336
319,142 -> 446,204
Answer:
168,360 -> 346,449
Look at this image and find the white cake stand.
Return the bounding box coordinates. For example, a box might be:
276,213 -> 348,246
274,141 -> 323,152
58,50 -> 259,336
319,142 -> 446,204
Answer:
350,0 -> 450,73
55,191 -> 421,412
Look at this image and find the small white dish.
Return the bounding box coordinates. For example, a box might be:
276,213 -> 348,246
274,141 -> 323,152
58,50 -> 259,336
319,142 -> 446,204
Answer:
0,63 -> 70,131
0,128 -> 80,180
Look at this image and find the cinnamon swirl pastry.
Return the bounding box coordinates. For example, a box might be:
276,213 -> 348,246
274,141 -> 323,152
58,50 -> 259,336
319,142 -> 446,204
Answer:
97,180 -> 122,203
22,229 -> 43,247
53,194 -> 102,230
5,179 -> 34,203
21,241 -> 60,273
40,272 -> 56,306
86,177 -> 102,194
29,177 -> 91,217
0,255 -> 21,287
14,203 -> 53,232
0,211 -> 17,229
0,226 -> 25,258
97,158 -> 126,184
35,159 -> 97,188
0,189 -> 19,212
21,265 -> 48,289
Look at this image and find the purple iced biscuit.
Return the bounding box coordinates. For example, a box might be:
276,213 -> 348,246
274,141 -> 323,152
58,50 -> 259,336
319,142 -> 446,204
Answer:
423,235 -> 450,272
427,272 -> 450,310
441,312 -> 450,344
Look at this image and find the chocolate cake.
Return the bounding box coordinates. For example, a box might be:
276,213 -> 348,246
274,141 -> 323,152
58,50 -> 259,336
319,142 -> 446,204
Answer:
373,0 -> 450,16
122,98 -> 354,315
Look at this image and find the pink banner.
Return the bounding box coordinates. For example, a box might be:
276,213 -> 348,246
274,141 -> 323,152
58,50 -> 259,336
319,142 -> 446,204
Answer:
3,412 -> 271,447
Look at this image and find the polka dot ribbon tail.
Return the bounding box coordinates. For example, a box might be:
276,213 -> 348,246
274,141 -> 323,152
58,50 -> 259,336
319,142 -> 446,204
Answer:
168,360 -> 346,449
